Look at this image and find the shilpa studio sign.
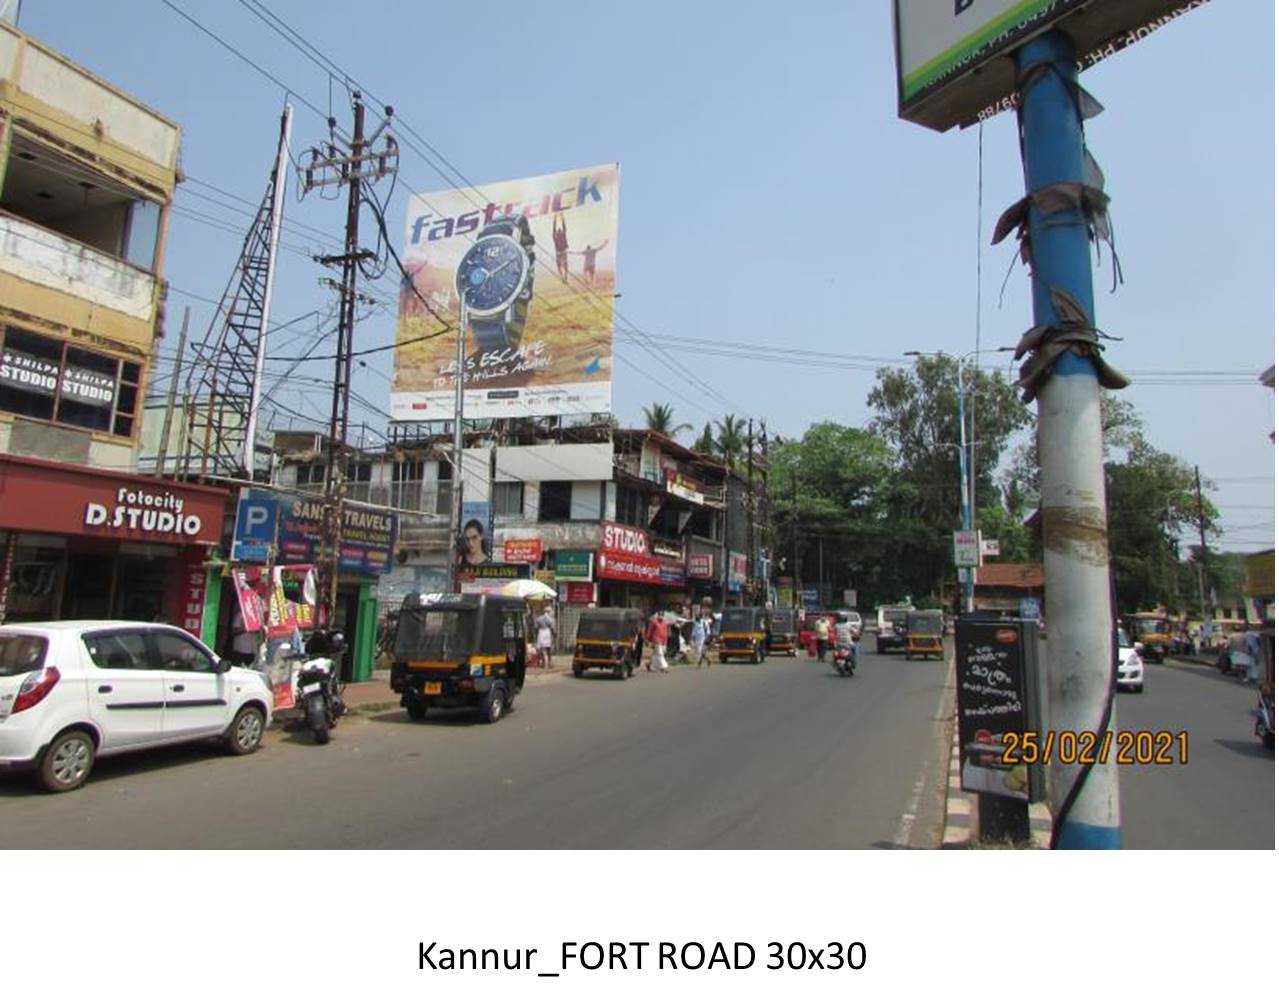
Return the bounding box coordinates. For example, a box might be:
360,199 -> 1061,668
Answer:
85,487 -> 203,538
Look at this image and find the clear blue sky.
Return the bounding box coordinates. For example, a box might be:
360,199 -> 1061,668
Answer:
17,0 -> 1274,555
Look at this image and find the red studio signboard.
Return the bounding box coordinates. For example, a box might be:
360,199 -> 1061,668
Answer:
600,521 -> 650,558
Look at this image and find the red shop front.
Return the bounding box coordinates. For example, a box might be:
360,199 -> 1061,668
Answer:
0,453 -> 228,632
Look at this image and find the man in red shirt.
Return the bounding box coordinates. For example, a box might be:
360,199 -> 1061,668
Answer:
645,611 -> 670,673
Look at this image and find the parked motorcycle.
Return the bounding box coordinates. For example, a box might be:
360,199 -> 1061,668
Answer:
832,644 -> 856,677
296,631 -> 346,745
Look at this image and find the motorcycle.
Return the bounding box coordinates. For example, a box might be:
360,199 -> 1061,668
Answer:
832,644 -> 856,677
295,630 -> 346,745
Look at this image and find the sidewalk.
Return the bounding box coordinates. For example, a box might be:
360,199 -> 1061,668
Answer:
336,661 -> 569,713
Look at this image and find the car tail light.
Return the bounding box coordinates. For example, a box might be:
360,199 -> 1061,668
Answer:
13,666 -> 60,714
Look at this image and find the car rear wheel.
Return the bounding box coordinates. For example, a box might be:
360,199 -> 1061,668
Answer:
225,705 -> 265,755
39,729 -> 95,793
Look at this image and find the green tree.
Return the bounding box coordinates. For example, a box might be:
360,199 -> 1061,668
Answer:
642,402 -> 692,438
714,413 -> 748,467
692,422 -> 716,455
865,357 -> 1031,604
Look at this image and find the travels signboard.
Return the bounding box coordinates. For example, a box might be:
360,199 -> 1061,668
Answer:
276,496 -> 398,576
392,163 -> 620,420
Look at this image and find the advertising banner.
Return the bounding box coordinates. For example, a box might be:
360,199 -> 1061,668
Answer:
687,553 -> 713,579
392,163 -> 620,420
555,550 -> 593,582
458,563 -> 531,595
276,496 -> 397,576
504,539 -> 543,564
565,581 -> 596,604
596,550 -> 662,584
953,530 -> 980,568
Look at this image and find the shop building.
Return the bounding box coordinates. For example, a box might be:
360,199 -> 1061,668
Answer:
0,453 -> 226,631
271,422 -> 734,647
1,22 -> 179,472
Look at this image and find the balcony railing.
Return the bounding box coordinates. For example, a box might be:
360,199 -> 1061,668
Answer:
0,212 -> 157,322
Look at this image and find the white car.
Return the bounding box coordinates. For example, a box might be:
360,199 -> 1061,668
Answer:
0,621 -> 272,793
1116,627 -> 1145,693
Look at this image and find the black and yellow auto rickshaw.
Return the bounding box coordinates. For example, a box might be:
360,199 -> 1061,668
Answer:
389,592 -> 527,724
1121,612 -> 1171,663
904,609 -> 944,660
768,608 -> 798,656
719,606 -> 769,664
572,607 -> 645,679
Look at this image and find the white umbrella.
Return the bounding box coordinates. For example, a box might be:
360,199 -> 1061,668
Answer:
499,578 -> 557,600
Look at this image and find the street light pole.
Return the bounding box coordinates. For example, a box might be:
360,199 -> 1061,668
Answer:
906,349 -> 978,613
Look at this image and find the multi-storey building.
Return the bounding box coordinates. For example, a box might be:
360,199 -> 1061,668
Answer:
269,421 -> 742,647
0,23 -> 227,630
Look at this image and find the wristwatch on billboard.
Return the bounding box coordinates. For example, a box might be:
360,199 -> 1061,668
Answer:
454,214 -> 536,352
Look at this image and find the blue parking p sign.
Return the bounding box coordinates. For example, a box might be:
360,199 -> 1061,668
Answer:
232,496 -> 279,563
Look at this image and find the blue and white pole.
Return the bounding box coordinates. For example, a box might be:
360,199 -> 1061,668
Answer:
956,364 -> 974,613
1018,31 -> 1120,848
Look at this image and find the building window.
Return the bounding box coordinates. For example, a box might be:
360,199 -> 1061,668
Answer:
345,461 -> 373,503
392,459 -> 424,510
493,481 -> 524,517
2,133 -> 163,271
295,463 -> 325,486
539,481 -> 573,521
0,326 -> 142,438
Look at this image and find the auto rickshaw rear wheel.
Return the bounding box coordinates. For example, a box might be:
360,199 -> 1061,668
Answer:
405,695 -> 427,722
482,683 -> 506,724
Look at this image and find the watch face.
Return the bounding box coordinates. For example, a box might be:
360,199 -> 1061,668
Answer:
455,234 -> 529,315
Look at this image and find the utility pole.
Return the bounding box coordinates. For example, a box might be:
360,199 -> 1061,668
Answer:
1018,33 -> 1119,848
1194,465 -> 1210,628
451,299 -> 468,590
791,468 -> 800,610
301,92 -> 397,621
957,361 -> 974,614
155,306 -> 190,475
721,445 -> 731,607
747,419 -> 756,604
760,421 -> 770,602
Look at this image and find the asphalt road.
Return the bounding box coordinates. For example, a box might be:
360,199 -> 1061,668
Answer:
0,647 -> 954,849
1116,656 -> 1273,849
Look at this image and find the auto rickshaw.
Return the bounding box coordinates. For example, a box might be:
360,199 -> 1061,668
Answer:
904,609 -> 944,660
768,608 -> 799,656
572,607 -> 645,679
1121,612 -> 1172,663
389,592 -> 527,724
719,606 -> 769,664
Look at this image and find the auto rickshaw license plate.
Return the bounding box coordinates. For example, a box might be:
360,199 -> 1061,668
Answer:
423,681 -> 442,696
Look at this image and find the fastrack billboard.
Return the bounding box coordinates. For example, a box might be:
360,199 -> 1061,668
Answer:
392,164 -> 619,420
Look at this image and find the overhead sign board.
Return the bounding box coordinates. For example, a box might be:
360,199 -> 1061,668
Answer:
895,0 -> 1210,131
392,163 -> 619,420
954,530 -> 981,568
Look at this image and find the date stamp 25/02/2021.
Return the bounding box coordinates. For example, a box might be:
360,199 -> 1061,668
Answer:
1000,730 -> 1189,766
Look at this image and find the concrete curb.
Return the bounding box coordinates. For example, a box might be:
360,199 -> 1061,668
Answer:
942,728 -> 1052,849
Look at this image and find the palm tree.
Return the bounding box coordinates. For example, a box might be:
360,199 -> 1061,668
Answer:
692,422 -> 717,455
643,402 -> 692,438
714,413 -> 747,466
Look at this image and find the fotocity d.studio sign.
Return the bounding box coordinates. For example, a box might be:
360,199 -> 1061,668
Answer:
895,0 -> 1209,131
85,486 -> 204,539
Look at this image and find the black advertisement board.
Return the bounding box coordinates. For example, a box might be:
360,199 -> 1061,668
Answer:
955,617 -> 1043,802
